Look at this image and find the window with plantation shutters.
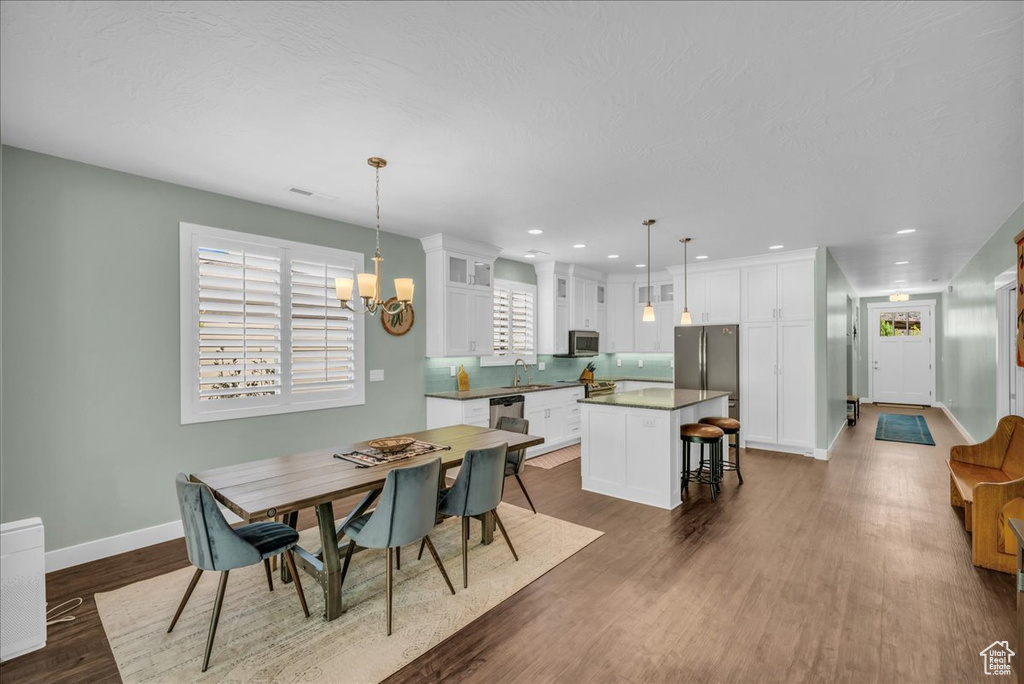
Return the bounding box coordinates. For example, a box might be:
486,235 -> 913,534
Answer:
481,279 -> 537,366
180,223 -> 365,423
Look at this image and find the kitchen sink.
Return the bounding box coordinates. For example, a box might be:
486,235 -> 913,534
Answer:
497,384 -> 555,391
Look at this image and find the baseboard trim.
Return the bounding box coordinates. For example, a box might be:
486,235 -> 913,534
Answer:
813,422 -> 848,461
935,402 -> 975,444
743,440 -> 816,458
45,506 -> 243,573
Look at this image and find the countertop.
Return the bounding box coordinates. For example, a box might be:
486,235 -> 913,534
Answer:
578,388 -> 730,411
425,384 -> 580,401
603,377 -> 672,383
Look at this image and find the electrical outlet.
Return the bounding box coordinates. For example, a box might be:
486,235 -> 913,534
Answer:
370,369 -> 385,382
638,359 -> 644,368
616,359 -> 622,367
538,362 -> 546,371
450,366 -> 457,377
642,418 -> 656,428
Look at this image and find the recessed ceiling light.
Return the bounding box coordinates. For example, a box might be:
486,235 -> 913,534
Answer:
528,229 -> 543,235
895,260 -> 909,265
897,228 -> 916,235
523,253 -> 536,258
635,263 -> 646,268
573,244 -> 586,249
607,254 -> 620,259
894,279 -> 906,283
769,245 -> 784,250
695,255 -> 709,260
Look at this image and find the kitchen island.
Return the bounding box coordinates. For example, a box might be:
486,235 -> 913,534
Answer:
579,388 -> 730,509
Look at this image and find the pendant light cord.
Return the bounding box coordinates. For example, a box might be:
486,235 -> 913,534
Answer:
375,166 -> 381,254
683,239 -> 688,310
647,223 -> 651,305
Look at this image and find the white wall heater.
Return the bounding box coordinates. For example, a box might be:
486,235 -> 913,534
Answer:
0,518 -> 46,662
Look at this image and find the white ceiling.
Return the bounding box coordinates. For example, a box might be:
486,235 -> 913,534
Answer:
2,1 -> 1021,296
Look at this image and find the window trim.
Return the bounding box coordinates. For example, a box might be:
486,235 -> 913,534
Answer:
481,279 -> 538,367
179,222 -> 366,424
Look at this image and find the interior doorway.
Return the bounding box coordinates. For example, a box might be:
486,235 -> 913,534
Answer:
867,300 -> 937,406
996,280 -> 1023,418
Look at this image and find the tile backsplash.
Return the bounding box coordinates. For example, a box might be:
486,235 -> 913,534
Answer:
424,353 -> 673,393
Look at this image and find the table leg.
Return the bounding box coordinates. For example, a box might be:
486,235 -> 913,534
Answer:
315,501 -> 345,621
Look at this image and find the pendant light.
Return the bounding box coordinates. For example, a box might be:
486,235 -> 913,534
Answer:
335,157 -> 414,316
641,220 -> 656,322
679,237 -> 692,325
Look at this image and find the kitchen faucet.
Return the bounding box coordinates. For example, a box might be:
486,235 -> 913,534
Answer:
513,358 -> 531,387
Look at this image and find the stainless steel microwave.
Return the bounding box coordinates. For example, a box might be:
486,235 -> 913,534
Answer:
569,330 -> 600,357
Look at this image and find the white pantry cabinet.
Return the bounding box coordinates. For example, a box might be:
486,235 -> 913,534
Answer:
422,234 -> 502,358
741,260 -> 813,323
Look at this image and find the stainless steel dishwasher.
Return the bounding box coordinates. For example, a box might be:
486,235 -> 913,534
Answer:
489,395 -> 525,427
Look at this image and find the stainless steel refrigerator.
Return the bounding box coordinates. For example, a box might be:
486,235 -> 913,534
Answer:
674,324 -> 739,421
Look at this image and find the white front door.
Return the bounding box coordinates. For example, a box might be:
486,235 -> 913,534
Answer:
869,302 -> 935,405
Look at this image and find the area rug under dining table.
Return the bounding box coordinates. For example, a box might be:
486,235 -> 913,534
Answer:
95,503 -> 602,683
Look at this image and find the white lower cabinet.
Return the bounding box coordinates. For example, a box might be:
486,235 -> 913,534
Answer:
522,387 -> 584,458
741,319 -> 814,452
426,397 -> 490,429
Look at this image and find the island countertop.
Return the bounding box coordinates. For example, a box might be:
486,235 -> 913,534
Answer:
578,387 -> 730,411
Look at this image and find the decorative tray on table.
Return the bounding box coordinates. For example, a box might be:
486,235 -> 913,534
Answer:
333,439 -> 451,468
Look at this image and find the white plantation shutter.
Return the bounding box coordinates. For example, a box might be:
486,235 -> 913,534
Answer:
290,259 -> 357,396
483,280 -> 537,365
197,243 -> 282,401
181,223 -> 365,423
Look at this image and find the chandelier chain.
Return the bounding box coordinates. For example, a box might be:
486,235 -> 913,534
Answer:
375,165 -> 381,253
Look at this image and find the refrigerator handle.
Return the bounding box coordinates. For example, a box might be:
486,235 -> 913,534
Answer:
700,327 -> 707,391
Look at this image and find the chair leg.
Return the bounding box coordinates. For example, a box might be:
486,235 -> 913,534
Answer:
396,545 -> 401,570
462,517 -> 469,588
283,550 -> 310,618
167,567 -> 203,633
417,538 -> 426,560
385,548 -> 393,636
201,571 -> 230,673
734,431 -> 744,485
492,508 -> 518,561
514,473 -> 537,513
422,534 -> 456,595
263,558 -> 274,592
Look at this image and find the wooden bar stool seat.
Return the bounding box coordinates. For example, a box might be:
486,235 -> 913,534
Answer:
680,423 -> 725,501
698,416 -> 743,485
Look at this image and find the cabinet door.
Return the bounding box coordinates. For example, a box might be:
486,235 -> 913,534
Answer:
445,287 -> 473,356
777,261 -> 813,320
742,322 -> 778,443
777,320 -> 814,447
447,254 -> 470,286
705,269 -> 740,324
471,260 -> 492,288
584,280 -> 598,329
524,404 -> 548,457
655,301 -> 675,351
471,289 -> 494,356
679,272 -> 706,324
606,283 -> 634,352
571,277 -> 587,329
635,307 -> 659,352
546,403 -> 567,443
554,300 -> 569,354
743,265 -> 778,322
596,302 -> 607,340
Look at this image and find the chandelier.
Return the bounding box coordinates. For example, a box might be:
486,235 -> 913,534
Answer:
334,157 -> 414,316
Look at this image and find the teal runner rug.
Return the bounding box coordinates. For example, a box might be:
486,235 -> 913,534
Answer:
875,413 -> 935,446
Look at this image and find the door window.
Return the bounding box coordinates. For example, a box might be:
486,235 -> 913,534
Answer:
878,311 -> 922,337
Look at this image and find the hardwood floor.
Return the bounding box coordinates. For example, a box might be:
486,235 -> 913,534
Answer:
1,404 -> 1013,683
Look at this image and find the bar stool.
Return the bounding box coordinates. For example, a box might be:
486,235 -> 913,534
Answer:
680,423 -> 725,501
698,416 -> 743,485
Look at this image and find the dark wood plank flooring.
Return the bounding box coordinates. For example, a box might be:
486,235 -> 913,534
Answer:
1,404 -> 1013,683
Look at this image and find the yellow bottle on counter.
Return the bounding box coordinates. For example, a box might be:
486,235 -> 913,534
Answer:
457,365 -> 470,392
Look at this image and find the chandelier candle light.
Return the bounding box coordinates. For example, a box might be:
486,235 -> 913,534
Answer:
642,220 -> 656,322
335,157 -> 414,315
679,237 -> 692,325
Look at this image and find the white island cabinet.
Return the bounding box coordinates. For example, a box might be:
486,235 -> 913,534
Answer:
579,388 -> 730,509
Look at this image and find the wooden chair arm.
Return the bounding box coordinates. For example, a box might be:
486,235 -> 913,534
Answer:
972,478 -> 1024,566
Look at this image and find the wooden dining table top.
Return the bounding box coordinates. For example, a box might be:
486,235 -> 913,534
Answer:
190,424 -> 544,523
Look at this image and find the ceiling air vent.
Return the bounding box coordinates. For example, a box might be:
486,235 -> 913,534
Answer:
287,186 -> 314,197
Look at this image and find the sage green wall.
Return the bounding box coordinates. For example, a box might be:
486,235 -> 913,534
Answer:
858,293 -> 944,403
821,249 -> 857,451
941,202 -> 1024,441
494,257 -> 537,285
0,146 -> 428,551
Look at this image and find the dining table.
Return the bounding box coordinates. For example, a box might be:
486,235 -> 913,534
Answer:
190,424 -> 544,621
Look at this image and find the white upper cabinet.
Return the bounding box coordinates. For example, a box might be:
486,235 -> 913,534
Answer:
741,258 -> 813,322
673,268 -> 740,325
605,279 -> 634,353
422,234 -> 502,357
571,276 -> 600,330
536,262 -> 572,354
633,273 -> 673,352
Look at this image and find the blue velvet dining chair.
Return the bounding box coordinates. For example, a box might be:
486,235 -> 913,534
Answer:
338,458 -> 455,635
169,474 -> 310,672
496,415 -> 536,513
435,443 -> 518,588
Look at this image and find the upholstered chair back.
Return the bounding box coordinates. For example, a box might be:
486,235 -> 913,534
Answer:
351,458 -> 442,549
496,416 -> 530,473
175,473 -> 260,572
442,444 -> 508,518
